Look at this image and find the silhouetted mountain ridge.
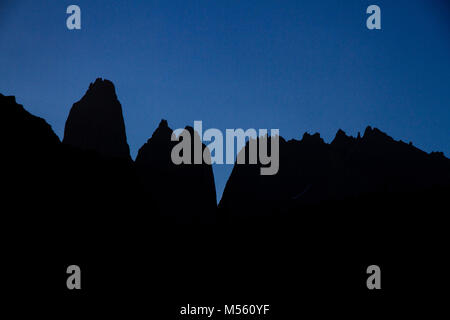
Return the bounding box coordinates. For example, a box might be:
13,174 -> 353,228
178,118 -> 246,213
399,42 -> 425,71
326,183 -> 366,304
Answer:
219,126 -> 450,217
2,81 -> 450,316
1,94 -> 60,147
1,79 -> 449,225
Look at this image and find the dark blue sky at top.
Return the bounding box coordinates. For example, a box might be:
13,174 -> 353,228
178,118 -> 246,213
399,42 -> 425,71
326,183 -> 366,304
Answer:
1,0 -> 449,201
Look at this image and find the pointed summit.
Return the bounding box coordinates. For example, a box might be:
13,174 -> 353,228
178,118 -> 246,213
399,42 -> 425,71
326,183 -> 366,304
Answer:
158,119 -> 168,128
63,78 -> 131,159
86,78 -> 116,96
0,93 -> 60,147
148,119 -> 173,142
362,126 -> 393,143
301,132 -> 324,145
331,129 -> 355,147
135,120 -> 217,222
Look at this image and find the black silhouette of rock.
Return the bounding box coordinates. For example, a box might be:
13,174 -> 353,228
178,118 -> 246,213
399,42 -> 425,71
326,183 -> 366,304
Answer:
0,93 -> 60,149
219,126 -> 450,218
63,78 -> 131,159
135,119 -> 217,223
1,90 -> 140,240
1,91 -> 148,301
0,93 -> 61,211
2,88 -> 450,316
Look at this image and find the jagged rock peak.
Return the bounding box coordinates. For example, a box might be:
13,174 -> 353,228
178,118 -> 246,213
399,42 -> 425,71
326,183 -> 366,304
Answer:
0,93 -> 60,145
63,78 -> 131,159
331,129 -> 355,147
333,129 -> 348,140
0,94 -> 16,105
301,132 -> 324,144
159,119 -> 169,128
86,78 -> 117,97
430,151 -> 446,159
149,119 -> 173,141
362,126 -> 393,142
135,119 -> 218,220
336,128 -> 346,136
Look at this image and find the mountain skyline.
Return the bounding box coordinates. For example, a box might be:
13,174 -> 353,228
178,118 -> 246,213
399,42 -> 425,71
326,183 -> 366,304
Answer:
2,1 -> 449,200
2,1 -> 450,315
2,79 -> 449,314
2,77 -> 449,204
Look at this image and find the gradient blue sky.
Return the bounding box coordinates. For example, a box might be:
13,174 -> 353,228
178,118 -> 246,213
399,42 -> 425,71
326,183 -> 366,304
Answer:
1,0 -> 449,200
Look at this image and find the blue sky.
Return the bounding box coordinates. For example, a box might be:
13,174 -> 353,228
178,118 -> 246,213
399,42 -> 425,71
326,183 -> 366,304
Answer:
1,0 -> 449,200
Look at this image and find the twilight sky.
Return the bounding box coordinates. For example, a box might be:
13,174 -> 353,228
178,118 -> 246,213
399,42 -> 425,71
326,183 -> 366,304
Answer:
1,0 -> 449,200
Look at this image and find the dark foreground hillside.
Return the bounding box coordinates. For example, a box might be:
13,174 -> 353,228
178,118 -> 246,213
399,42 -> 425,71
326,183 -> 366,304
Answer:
1,81 -> 449,317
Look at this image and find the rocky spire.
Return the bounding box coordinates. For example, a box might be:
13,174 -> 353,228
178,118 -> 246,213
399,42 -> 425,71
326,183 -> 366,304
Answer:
63,78 -> 131,159
331,129 -> 355,147
135,120 -> 217,223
